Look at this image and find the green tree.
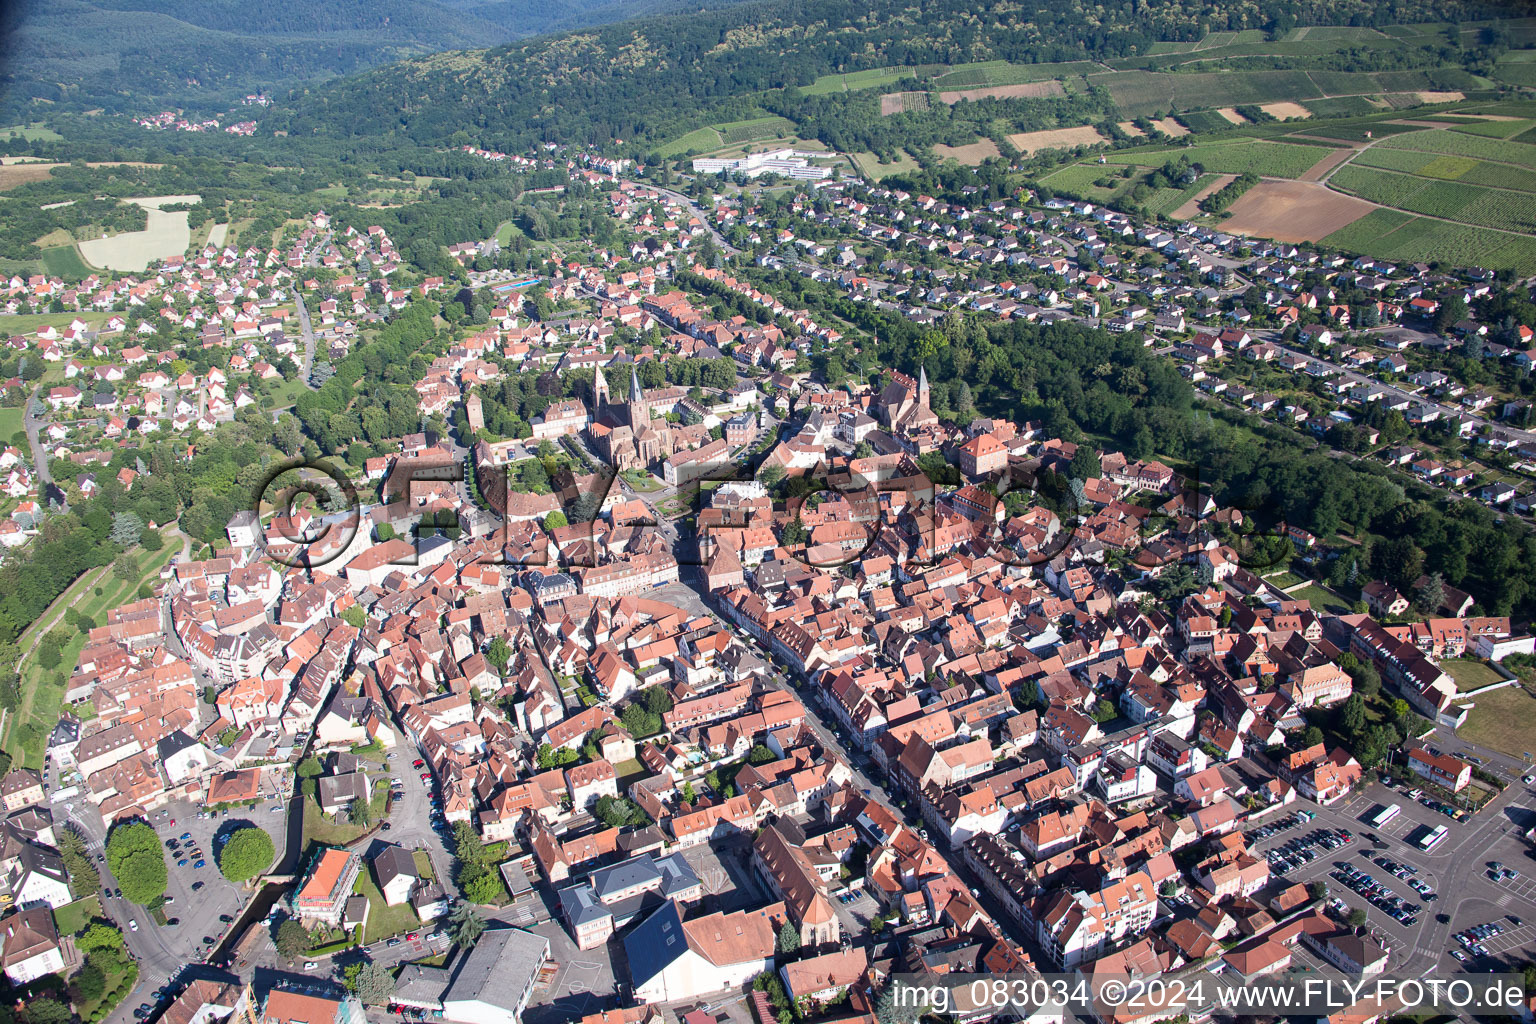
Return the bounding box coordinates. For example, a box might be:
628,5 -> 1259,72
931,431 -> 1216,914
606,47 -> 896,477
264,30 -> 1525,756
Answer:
447,903 -> 486,949
461,866 -> 503,904
643,685 -> 674,716
71,959 -> 106,1004
486,635 -> 511,672
22,999 -> 70,1024
217,827 -> 276,883
777,921 -> 801,954
1416,572 -> 1444,614
275,920 -> 309,962
544,510 -> 568,531
354,961 -> 396,1005
1069,446 -> 1102,481
105,821 -> 166,905
110,511 -> 145,547
341,605 -> 366,628
349,796 -> 374,825
1340,694 -> 1366,737
748,744 -> 776,765
297,756 -> 324,779
1347,908 -> 1368,928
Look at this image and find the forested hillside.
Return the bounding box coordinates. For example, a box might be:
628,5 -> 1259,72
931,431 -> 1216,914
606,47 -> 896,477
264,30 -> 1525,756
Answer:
270,0 -> 1533,155
0,0 -> 756,113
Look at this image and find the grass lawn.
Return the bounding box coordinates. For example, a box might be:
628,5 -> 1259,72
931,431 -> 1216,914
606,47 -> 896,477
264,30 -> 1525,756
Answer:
1264,570 -> 1305,587
0,310 -> 111,333
613,757 -> 648,785
0,407 -> 22,444
1290,583 -> 1353,615
1458,684 -> 1536,759
1443,657 -> 1506,692
53,894 -> 101,937
301,780 -> 389,851
354,867 -> 421,944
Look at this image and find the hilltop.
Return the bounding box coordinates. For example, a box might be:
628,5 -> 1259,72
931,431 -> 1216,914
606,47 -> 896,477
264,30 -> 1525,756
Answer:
0,0 -> 758,113
265,0 -> 1532,156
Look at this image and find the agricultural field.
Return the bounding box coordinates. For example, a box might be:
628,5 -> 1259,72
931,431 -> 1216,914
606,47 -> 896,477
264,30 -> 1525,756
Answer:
1219,180 -> 1376,243
1444,117 -> 1536,139
880,92 -> 929,116
1141,173 -> 1221,217
1328,164 -> 1536,234
803,66 -> 914,95
77,195 -> 196,272
1378,127 -> 1536,168
1102,139 -> 1331,178
929,60 -> 1096,90
1320,208 -> 1536,273
41,245 -> 93,279
1302,96 -> 1386,118
652,126 -> 725,158
933,139 -> 1002,165
1351,146 -> 1536,192
1174,109 -> 1242,133
938,81 -> 1063,105
1007,125 -> 1104,155
713,117 -> 797,146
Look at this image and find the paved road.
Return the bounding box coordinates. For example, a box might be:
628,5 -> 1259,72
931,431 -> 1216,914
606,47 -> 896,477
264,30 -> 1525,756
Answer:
22,383 -> 51,486
295,294 -> 319,389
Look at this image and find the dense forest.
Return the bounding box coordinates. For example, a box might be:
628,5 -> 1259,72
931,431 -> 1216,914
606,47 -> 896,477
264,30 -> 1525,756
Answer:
265,0 -> 1534,156
0,0 -> 761,114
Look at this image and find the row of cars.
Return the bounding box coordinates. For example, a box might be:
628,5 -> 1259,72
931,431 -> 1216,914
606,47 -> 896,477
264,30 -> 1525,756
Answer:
1267,826 -> 1351,875
1451,919 -> 1516,962
1371,855 -> 1438,901
1245,809 -> 1315,844
1330,860 -> 1420,928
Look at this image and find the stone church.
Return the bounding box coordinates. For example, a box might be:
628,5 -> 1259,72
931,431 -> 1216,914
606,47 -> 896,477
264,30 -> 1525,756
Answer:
587,364 -> 675,471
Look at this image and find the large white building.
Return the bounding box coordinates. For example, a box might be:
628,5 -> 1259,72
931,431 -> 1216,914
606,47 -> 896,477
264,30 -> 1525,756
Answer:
692,149 -> 832,181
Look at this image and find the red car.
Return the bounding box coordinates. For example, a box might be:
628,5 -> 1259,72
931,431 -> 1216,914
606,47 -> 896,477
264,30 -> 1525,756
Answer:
406,932 -> 420,942
419,773 -> 431,782
411,759 -> 425,769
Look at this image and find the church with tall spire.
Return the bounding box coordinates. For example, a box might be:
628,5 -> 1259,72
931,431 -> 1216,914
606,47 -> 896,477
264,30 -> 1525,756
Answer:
585,362 -> 673,471
875,365 -> 938,434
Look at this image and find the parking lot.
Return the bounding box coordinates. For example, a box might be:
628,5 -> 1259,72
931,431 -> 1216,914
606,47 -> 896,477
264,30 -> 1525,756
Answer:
145,797 -> 288,957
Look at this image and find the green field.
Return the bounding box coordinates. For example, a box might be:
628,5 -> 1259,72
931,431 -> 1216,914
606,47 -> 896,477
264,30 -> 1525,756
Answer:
41,244 -> 94,280
1443,658 -> 1506,692
803,66 -> 914,95
1352,146 -> 1536,192
1142,173 -> 1220,217
1320,207 -> 1536,274
851,150 -> 921,180
0,408 -> 23,445
1040,162 -> 1132,202
1449,118 -> 1536,139
0,125 -> 62,142
1174,109 -> 1242,133
1102,139 -> 1328,177
713,116 -> 797,146
1458,684 -> 1536,759
1329,164 -> 1536,234
930,60 -> 1097,89
652,126 -> 725,158
1379,127 -> 1536,168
